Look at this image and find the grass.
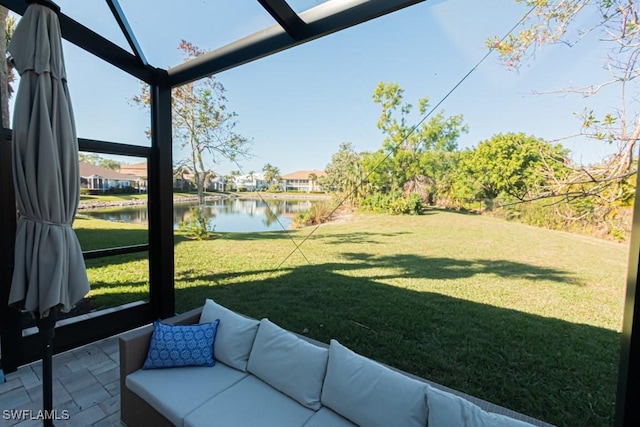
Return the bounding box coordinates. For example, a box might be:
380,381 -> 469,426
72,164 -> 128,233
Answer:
73,209 -> 628,426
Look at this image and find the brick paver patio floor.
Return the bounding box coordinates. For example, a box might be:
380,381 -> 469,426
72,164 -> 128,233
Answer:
0,333 -> 124,427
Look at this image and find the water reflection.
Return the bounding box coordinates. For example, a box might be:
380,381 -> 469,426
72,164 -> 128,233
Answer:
82,198 -> 315,232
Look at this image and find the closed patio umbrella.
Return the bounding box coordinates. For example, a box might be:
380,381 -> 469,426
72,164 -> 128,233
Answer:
7,0 -> 89,424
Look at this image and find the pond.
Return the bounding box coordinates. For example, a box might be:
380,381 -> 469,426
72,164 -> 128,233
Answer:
81,197 -> 319,232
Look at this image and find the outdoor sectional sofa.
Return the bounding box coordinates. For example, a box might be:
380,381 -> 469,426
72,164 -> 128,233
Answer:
119,299 -> 553,427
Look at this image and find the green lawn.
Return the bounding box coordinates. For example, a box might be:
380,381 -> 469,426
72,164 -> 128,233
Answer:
74,210 -> 628,426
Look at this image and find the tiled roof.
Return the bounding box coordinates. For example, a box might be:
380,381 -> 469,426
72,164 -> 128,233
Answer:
119,162 -> 148,178
79,162 -> 138,180
281,170 -> 326,180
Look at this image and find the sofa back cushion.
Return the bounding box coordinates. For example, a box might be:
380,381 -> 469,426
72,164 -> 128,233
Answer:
247,318 -> 329,410
321,339 -> 428,427
199,299 -> 260,372
426,384 -> 535,427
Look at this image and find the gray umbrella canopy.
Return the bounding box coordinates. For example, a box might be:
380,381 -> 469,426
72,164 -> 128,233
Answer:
8,3 -> 89,318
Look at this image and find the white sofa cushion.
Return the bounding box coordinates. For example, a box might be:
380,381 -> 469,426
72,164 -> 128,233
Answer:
199,298 -> 260,371
247,318 -> 329,410
184,375 -> 315,427
126,363 -> 247,426
426,385 -> 536,426
321,339 -> 428,427
303,407 -> 356,427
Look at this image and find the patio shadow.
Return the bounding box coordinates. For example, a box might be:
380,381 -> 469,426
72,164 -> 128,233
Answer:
169,262 -> 616,427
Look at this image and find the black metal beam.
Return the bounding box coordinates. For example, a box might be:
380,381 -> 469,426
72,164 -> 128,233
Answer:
257,0 -> 307,40
105,0 -> 148,66
147,76 -> 175,320
615,159 -> 640,426
79,138 -> 151,159
0,0 -> 155,83
25,0 -> 58,14
3,130 -> 151,160
167,0 -> 425,86
83,244 -> 149,260
20,302 -> 153,365
0,131 -> 21,373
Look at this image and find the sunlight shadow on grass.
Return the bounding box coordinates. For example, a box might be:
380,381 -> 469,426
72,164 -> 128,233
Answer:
340,253 -> 580,285
167,266 -> 615,426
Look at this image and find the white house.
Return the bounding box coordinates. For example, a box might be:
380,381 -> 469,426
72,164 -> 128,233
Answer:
208,174 -> 226,192
234,172 -> 266,191
281,170 -> 326,192
79,162 -> 134,192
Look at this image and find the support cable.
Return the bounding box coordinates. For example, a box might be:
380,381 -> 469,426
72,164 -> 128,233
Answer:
275,3 -> 538,269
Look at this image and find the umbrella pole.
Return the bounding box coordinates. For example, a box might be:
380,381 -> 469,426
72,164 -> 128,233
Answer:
36,310 -> 57,427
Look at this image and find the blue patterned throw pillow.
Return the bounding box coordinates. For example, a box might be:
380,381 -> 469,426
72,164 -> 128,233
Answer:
143,320 -> 219,369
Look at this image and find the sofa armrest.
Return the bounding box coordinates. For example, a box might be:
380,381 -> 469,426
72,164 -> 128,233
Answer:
119,307 -> 205,426
119,324 -> 154,377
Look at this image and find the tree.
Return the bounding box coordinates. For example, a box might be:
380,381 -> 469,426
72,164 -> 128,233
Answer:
223,174 -> 235,191
489,0 -> 639,233
262,163 -> 281,187
245,170 -> 256,190
132,40 -> 251,204
100,159 -> 122,171
323,142 -> 362,193
361,149 -> 393,194
78,153 -> 122,170
372,82 -> 468,204
308,172 -> 317,192
1,8 -> 16,128
459,133 -> 570,201
174,165 -> 193,192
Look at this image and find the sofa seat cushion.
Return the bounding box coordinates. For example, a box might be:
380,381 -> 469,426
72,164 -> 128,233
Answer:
426,385 -> 535,427
321,339 -> 428,427
126,362 -> 247,426
199,298 -> 260,372
247,318 -> 328,410
303,407 -> 356,427
183,375 -> 315,427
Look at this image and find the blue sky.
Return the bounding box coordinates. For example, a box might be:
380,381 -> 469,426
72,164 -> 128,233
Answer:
10,0 -> 620,175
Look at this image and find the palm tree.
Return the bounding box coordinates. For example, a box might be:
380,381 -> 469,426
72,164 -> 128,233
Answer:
223,174 -> 235,192
262,163 -> 281,188
308,172 -> 317,192
247,170 -> 255,190
343,161 -> 369,206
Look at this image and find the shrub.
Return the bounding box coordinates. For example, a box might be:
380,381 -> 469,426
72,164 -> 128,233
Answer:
292,202 -> 334,227
487,198 -> 632,242
360,192 -> 424,215
360,193 -> 395,213
178,207 -> 214,240
404,193 -> 425,215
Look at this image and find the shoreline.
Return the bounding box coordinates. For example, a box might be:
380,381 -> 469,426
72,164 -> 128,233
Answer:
78,192 -> 332,211
78,194 -> 229,211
